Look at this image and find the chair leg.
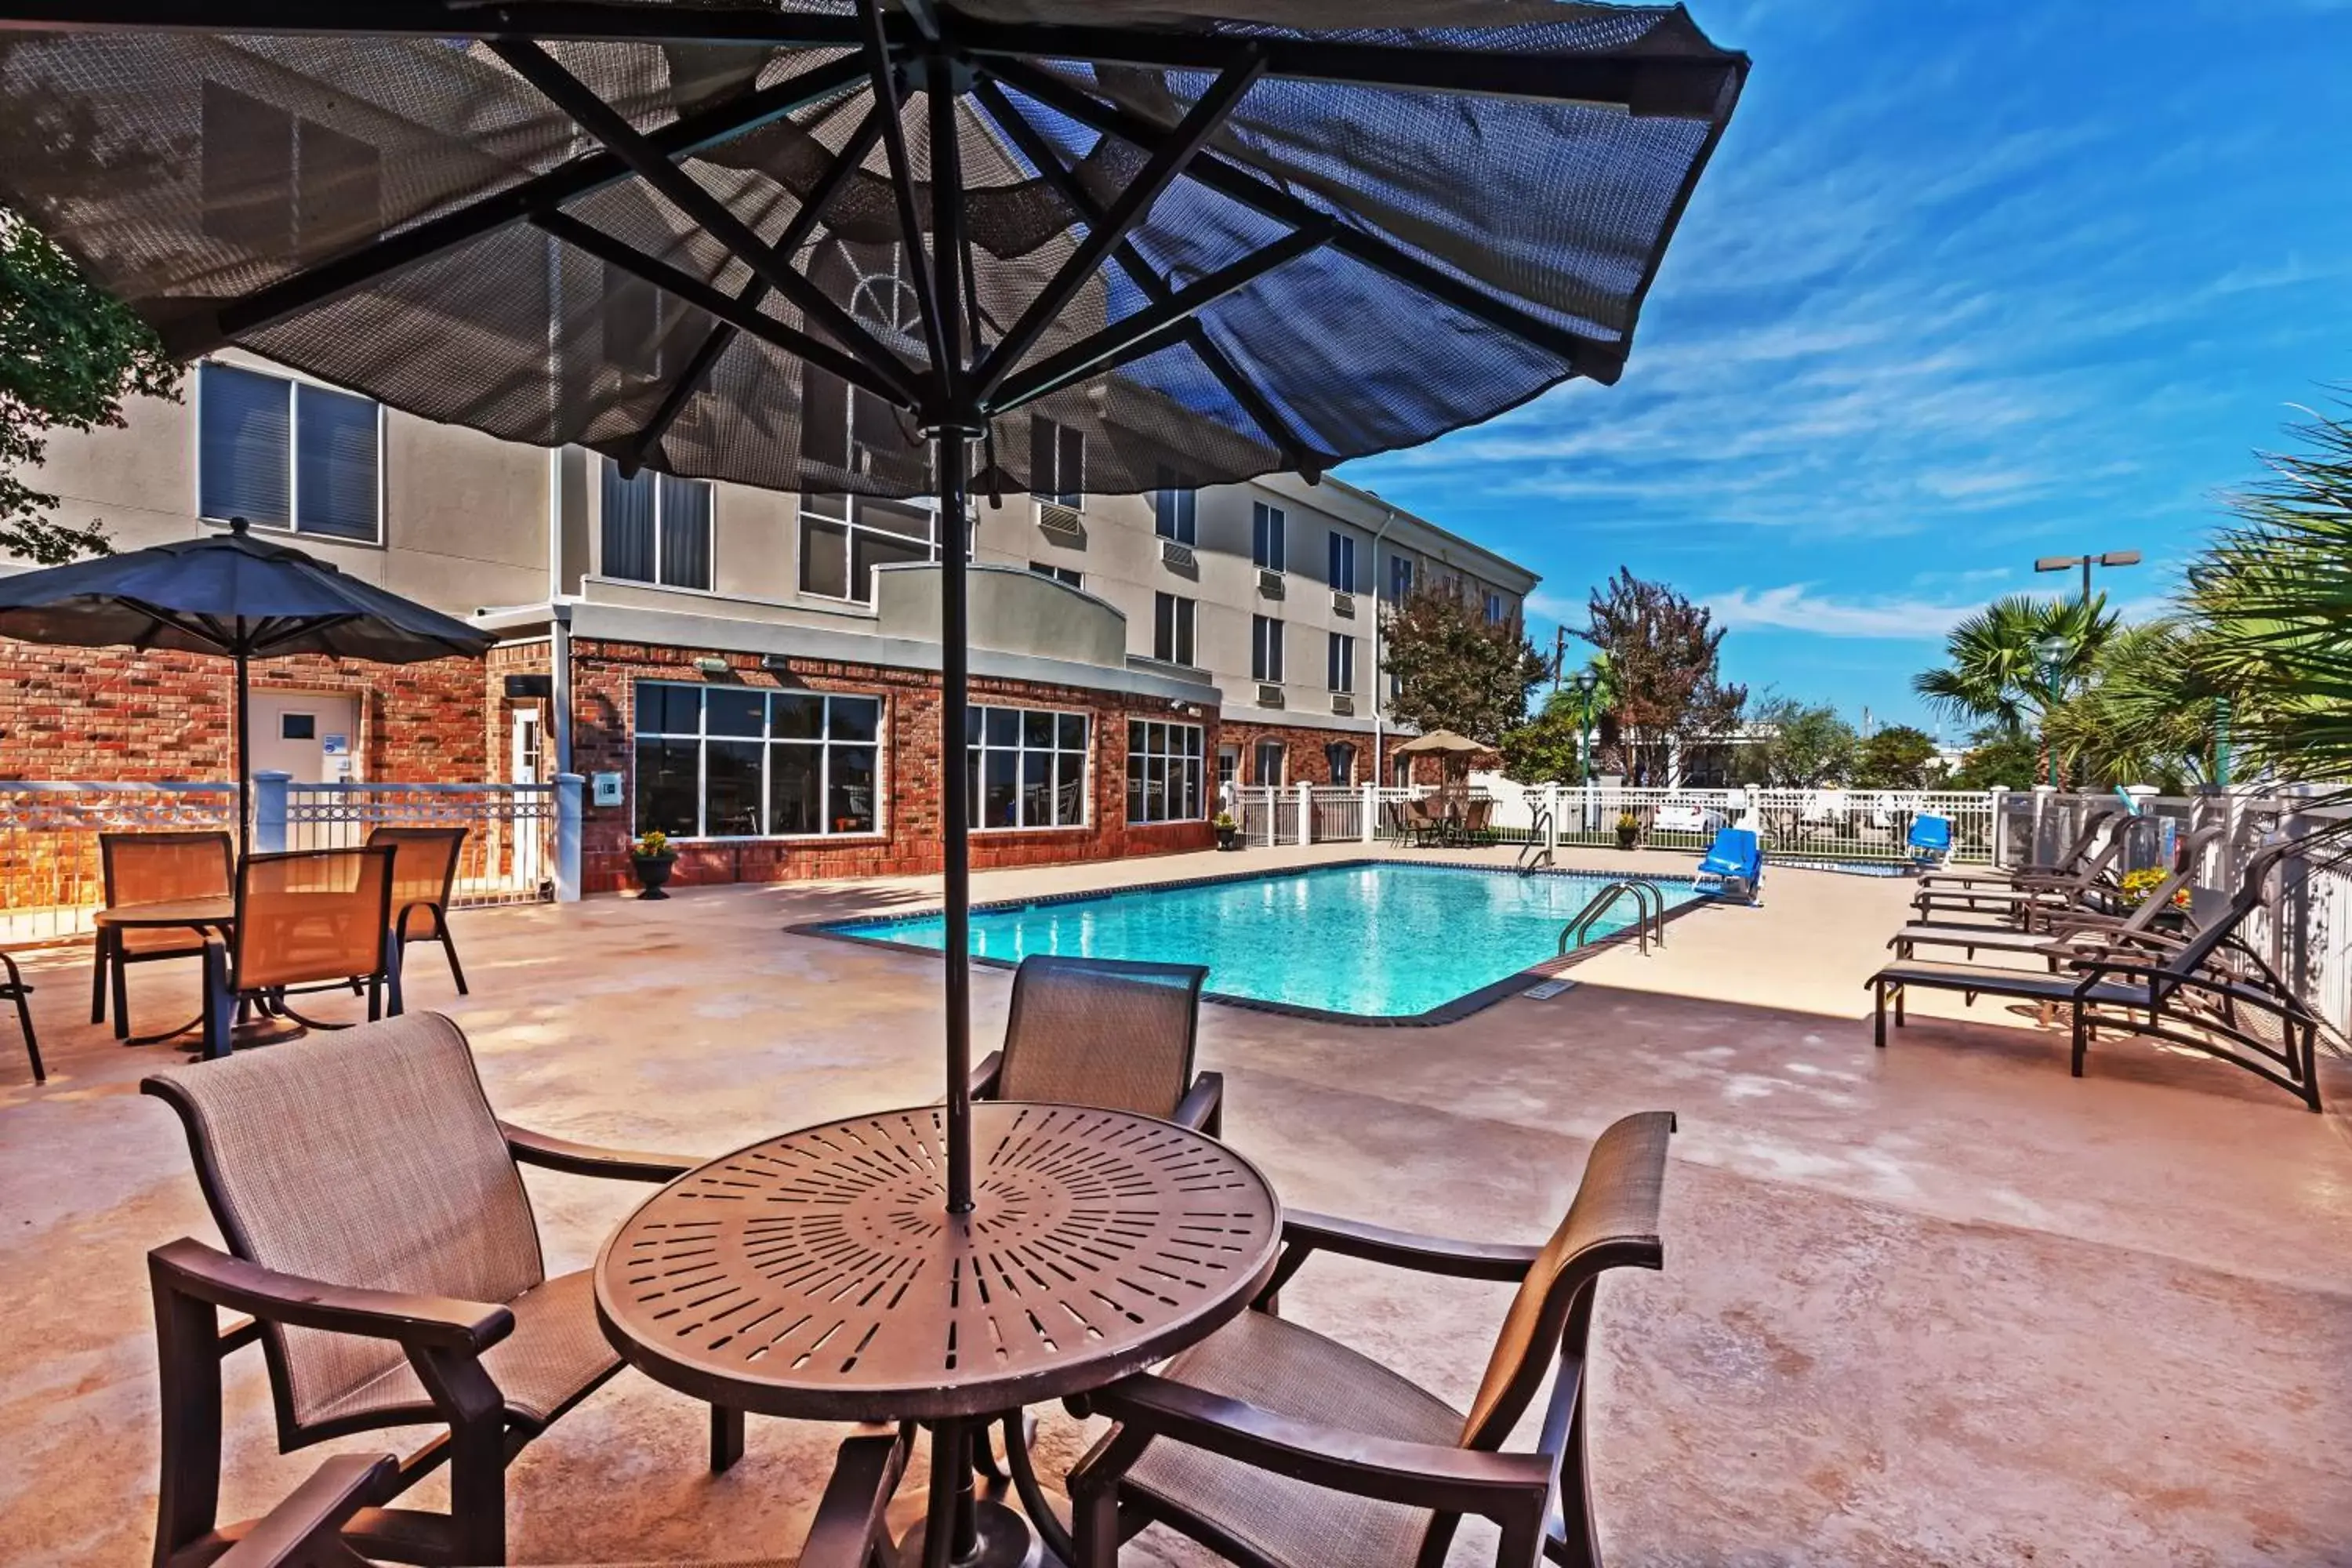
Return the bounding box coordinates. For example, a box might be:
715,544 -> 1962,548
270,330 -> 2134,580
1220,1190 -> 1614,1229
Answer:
2069,1004 -> 2086,1077
384,942 -> 405,1019
200,948 -> 232,1062
150,1266 -> 225,1568
710,1403 -> 744,1473
111,943 -> 132,1041
1873,982 -> 1886,1050
439,924 -> 469,996
8,964 -> 41,1085
91,932 -> 109,1025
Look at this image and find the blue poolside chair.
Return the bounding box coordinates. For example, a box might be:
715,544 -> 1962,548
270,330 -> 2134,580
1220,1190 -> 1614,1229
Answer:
1694,826 -> 1764,902
1906,813 -> 1954,868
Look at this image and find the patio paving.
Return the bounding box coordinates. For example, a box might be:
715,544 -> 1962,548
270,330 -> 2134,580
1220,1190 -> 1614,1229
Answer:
3,843 -> 2349,1566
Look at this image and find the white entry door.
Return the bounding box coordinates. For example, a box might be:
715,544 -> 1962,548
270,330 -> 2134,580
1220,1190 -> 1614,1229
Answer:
249,691 -> 360,784
510,709 -> 545,785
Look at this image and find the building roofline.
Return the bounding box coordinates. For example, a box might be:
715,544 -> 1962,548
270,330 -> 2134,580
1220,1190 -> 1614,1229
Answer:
1250,471 -> 1538,594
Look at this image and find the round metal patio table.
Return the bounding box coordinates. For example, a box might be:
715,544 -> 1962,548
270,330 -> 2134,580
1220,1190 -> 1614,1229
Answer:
595,1101 -> 1282,1567
93,898 -> 234,1045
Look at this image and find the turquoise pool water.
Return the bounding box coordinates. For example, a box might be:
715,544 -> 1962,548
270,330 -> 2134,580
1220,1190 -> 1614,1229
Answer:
820,862 -> 1702,1019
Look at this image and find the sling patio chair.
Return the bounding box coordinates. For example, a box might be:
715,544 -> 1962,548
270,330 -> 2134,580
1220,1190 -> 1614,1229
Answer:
3,948 -> 40,1083
199,847 -> 402,1060
1868,855 -> 2325,1110
1065,1110 -> 1676,1568
366,826 -> 470,994
203,1428 -> 907,1568
1891,824 -> 2227,965
1460,797 -> 1499,845
143,1011 -> 750,1568
1396,796 -> 1446,848
971,955 -> 1220,1133
94,829 -> 234,1040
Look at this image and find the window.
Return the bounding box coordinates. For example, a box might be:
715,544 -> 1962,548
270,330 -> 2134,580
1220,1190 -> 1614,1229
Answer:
1252,739 -> 1285,787
1153,592 -> 1196,666
1127,720 -> 1206,823
281,713 -> 317,741
1327,633 -> 1356,693
601,458 -> 713,591
633,683 -> 880,839
1327,529 -> 1358,593
1153,468 -> 1196,545
1388,554 -> 1416,602
1029,561 -> 1083,589
1325,742 -> 1357,787
1392,751 -> 1413,789
1251,615 -> 1285,683
968,706 -> 1090,829
1483,590 -> 1508,624
1217,744 -> 1240,795
198,362 -> 382,541
1030,415 -> 1084,508
800,494 -> 953,604
1251,501 -> 1286,571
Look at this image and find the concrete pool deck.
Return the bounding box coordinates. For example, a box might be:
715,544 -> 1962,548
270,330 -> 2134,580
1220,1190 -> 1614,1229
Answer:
4,842 -> 2350,1565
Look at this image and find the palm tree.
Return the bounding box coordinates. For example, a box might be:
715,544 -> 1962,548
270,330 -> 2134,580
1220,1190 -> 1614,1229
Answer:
1913,595 -> 2115,786
2045,618 -> 2229,789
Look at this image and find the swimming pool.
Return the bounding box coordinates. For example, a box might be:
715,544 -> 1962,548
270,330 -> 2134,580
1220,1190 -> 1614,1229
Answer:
814,861 -> 1705,1023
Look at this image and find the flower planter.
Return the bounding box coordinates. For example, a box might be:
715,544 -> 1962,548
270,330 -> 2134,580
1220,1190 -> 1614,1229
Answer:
1615,826 -> 1640,851
630,851 -> 677,899
1216,827 -> 1244,851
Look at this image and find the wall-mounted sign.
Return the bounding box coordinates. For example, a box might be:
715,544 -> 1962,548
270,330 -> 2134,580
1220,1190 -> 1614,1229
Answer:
321,735 -> 350,757
591,771 -> 623,808
504,673 -> 554,699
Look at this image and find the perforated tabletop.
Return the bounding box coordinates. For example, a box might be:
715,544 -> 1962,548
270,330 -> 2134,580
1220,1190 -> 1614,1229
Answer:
595,1102 -> 1282,1421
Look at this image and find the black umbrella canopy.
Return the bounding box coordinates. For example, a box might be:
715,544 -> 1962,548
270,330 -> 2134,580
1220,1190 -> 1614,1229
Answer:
0,0 -> 1744,1212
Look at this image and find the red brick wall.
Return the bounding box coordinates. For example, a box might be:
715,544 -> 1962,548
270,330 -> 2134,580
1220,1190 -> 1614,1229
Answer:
567,640 -> 1217,895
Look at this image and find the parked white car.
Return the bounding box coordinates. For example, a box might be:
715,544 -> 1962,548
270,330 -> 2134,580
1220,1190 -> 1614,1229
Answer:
1653,802 -> 1729,835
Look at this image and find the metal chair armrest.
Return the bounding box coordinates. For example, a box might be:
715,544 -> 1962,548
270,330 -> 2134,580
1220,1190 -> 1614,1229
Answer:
1277,1209 -> 1541,1282
499,1121 -> 698,1182
1171,1071 -> 1223,1134
1083,1372 -> 1552,1514
150,1237 -> 513,1353
212,1454 -> 397,1568
969,1050 -> 1005,1100
796,1425 -> 911,1568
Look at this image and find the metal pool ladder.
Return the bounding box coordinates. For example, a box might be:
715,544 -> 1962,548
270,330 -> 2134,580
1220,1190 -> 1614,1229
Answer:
1559,880 -> 1667,956
1516,807 -> 1555,873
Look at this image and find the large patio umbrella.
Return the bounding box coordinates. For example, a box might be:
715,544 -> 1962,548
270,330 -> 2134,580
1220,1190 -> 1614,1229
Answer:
0,0 -> 1743,1266
1395,727 -> 1490,799
0,518 -> 495,858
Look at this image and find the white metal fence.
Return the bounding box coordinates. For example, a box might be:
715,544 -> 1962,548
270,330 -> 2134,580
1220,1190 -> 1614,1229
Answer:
274,781 -> 562,907
0,782 -> 239,945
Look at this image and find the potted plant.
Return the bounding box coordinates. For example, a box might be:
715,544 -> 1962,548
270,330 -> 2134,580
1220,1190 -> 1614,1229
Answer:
1614,809 -> 1641,851
1213,811 -> 1243,851
630,829 -> 678,899
2119,866 -> 2190,931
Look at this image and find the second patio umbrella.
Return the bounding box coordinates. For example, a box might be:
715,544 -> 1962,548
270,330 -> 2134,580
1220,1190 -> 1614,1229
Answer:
0,517 -> 495,858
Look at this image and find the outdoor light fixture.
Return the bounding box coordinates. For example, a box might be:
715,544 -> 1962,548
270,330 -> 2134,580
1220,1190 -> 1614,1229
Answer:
2034,549 -> 2141,605
692,655 -> 731,677
2034,633 -> 2070,789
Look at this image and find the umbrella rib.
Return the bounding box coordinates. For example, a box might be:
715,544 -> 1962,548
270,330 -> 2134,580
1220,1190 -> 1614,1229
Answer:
986,223 -> 1330,416
970,78 -> 1328,475
987,57 -> 1626,385
611,100 -> 891,476
970,52 -> 1265,405
533,211 -> 912,410
160,53 -> 869,361
853,0 -> 948,393
489,39 -> 927,412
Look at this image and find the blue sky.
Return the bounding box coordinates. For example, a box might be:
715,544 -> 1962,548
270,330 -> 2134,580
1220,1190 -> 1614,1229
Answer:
1338,0 -> 2352,739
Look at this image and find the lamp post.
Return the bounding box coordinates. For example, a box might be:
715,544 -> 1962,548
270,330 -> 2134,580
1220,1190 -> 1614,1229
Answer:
1570,667 -> 1600,788
2034,549 -> 2140,608
2035,633 -> 2070,789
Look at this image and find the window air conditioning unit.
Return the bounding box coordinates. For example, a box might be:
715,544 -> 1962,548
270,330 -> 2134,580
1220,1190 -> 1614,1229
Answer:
1330,693 -> 1356,716
1331,591 -> 1356,618
1160,538 -> 1196,570
1035,499 -> 1083,539
1257,684 -> 1285,709
1257,568 -> 1284,599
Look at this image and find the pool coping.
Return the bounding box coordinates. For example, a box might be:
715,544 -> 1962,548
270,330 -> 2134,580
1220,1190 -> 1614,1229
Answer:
789,856 -> 1724,1028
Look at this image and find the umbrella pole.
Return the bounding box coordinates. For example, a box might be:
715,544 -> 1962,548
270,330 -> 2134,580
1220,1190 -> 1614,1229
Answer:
235,634 -> 252,864
938,425 -> 974,1215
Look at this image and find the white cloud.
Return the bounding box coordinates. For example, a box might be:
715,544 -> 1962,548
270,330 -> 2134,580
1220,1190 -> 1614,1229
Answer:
1704,585 -> 1980,641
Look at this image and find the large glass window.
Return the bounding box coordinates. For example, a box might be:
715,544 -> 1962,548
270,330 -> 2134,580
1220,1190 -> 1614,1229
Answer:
1251,615 -> 1285,682
1325,742 -> 1358,786
1327,633 -> 1356,693
1030,415 -> 1084,508
1252,501 -> 1286,571
1127,720 -> 1206,824
798,494 -> 949,604
633,683 -> 881,838
1388,553 -> 1416,602
1029,561 -> 1082,589
1483,589 -> 1508,624
1153,593 -> 1196,666
198,361 -> 382,542
967,706 -> 1090,830
601,458 -> 713,590
1153,467 -> 1196,544
1251,739 -> 1285,787
1327,528 -> 1359,593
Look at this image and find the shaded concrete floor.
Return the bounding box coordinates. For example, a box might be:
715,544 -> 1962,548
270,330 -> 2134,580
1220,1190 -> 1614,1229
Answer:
4,844 -> 2350,1566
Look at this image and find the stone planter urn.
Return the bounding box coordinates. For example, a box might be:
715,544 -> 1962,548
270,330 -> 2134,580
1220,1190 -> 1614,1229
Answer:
630,852 -> 677,899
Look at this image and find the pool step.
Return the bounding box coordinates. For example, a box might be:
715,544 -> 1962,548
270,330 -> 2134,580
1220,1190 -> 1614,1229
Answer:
1559,880 -> 1666,956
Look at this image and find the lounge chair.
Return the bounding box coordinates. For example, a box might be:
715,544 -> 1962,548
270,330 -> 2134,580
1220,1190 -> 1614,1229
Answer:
143,1012 -> 745,1566
1693,826 -> 1763,902
1916,804 -> 2122,892
366,825 -> 470,993
1892,825 -> 2227,965
199,847 -> 403,1059
93,829 -> 234,1040
1905,813 -> 1953,868
1067,1112 -> 1677,1568
2,949 -> 38,1083
1867,859 -> 2324,1110
1907,813 -> 2139,927
971,954 -> 1220,1133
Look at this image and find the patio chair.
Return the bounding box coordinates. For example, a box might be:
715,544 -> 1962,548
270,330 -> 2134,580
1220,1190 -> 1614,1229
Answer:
1904,813 -> 1952,869
1892,824 -> 2226,965
94,829 -> 234,1040
205,1427 -> 908,1568
1915,805 -> 2122,893
1867,851 -> 2324,1109
199,847 -> 402,1061
3,949 -> 39,1083
1065,1110 -> 1676,1568
1396,796 -> 1445,848
1907,813 -> 2138,927
1460,797 -> 1497,844
971,954 -> 1221,1134
1693,826 -> 1763,902
143,1011 -> 748,1568
365,826 -> 470,994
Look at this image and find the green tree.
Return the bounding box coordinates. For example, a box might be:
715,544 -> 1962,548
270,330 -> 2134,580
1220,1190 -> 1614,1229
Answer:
0,210 -> 180,564
1579,568 -> 1745,782
1852,724 -> 1940,789
1735,695 -> 1856,787
1946,730 -> 2041,790
2044,619 -> 2229,789
1912,594 -> 2115,786
1381,583 -> 1549,745
1499,658 -> 1615,783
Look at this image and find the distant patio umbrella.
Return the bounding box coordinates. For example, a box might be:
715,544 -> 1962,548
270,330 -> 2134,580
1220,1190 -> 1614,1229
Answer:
0,518 -> 494,858
0,0 -> 1743,1296
1392,729 -> 1489,757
